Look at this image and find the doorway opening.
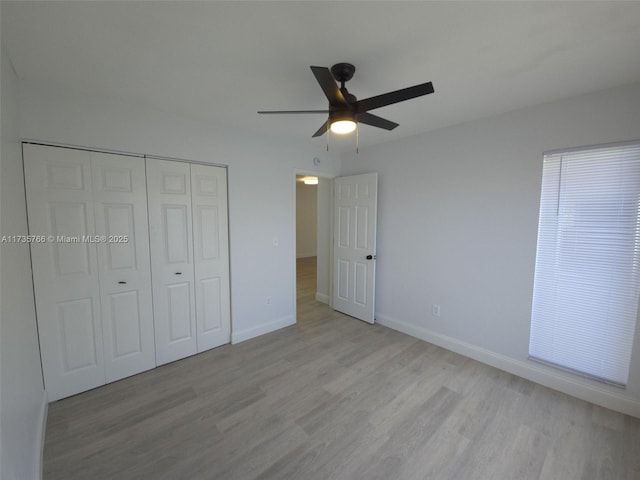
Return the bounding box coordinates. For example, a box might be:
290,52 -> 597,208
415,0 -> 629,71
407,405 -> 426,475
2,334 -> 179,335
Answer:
294,174 -> 332,323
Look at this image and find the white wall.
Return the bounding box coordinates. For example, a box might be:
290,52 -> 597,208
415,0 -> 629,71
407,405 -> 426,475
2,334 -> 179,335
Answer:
17,80 -> 341,344
1,46 -> 47,479
340,82 -> 640,417
296,182 -> 317,258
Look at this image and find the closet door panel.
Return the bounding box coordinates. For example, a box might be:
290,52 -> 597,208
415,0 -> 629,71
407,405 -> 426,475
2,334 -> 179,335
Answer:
108,290 -> 143,357
147,159 -> 197,365
91,152 -> 155,382
191,164 -> 231,352
57,298 -> 100,371
103,204 -> 136,269
49,203 -> 92,274
23,144 -> 105,401
200,277 -> 222,332
163,205 -> 190,262
166,282 -> 193,340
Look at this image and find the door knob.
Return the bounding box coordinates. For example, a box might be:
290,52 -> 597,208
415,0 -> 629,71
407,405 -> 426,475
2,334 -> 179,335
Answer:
118,281 -> 127,284
366,255 -> 376,260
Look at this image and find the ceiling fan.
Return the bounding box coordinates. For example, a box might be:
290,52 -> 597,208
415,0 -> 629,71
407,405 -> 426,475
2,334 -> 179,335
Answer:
258,63 -> 435,137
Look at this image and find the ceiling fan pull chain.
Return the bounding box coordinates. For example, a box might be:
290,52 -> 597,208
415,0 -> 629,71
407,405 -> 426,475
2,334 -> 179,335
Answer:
356,123 -> 359,154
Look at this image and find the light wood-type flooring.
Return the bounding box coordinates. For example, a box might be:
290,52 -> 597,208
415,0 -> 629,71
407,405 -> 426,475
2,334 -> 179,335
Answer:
44,256 -> 640,479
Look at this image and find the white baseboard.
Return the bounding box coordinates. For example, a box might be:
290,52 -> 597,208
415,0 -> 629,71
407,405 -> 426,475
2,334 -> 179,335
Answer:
376,313 -> 640,418
231,315 -> 295,344
315,292 -> 330,304
35,390 -> 48,480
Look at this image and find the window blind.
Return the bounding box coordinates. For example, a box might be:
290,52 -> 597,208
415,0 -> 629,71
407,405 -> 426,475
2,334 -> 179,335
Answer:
529,142 -> 640,386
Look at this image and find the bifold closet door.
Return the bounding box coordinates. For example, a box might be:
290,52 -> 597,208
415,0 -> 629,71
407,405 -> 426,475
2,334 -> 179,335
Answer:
24,144 -> 155,401
91,152 -> 155,382
24,144 -> 105,401
191,164 -> 231,351
146,159 -> 198,365
147,159 -> 231,365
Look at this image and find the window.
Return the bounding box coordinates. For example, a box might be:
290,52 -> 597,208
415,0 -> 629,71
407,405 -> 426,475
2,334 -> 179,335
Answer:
529,142 -> 640,386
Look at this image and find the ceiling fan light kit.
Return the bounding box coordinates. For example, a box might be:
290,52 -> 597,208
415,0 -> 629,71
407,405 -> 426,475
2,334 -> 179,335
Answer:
330,118 -> 357,134
258,62 -> 434,140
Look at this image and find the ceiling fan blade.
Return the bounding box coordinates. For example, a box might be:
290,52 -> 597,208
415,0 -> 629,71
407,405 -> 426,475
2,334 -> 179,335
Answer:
355,81 -> 434,112
258,110 -> 329,114
357,112 -> 399,131
310,66 -> 348,107
312,119 -> 330,138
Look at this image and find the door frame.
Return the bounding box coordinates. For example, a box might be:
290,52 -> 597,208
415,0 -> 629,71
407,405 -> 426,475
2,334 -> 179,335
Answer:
292,169 -> 335,322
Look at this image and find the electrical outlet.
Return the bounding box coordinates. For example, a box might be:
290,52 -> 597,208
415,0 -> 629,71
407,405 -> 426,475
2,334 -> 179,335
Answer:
432,304 -> 441,317
266,296 -> 272,305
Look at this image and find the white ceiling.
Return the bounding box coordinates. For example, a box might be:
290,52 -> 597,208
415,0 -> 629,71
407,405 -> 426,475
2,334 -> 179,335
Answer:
3,1 -> 640,150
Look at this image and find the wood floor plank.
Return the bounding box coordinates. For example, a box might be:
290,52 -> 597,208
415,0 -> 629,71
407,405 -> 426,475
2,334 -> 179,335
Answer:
42,256 -> 640,480
350,386 -> 463,480
538,424 -> 594,480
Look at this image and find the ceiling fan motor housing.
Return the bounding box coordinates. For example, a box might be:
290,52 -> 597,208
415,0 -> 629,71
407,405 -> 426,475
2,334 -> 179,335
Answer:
330,63 -> 356,84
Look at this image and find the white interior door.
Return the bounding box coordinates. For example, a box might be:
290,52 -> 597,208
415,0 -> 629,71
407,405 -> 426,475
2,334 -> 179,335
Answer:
23,144 -> 106,401
147,158 -> 197,366
191,164 -> 231,352
91,152 -> 155,382
332,172 -> 378,324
